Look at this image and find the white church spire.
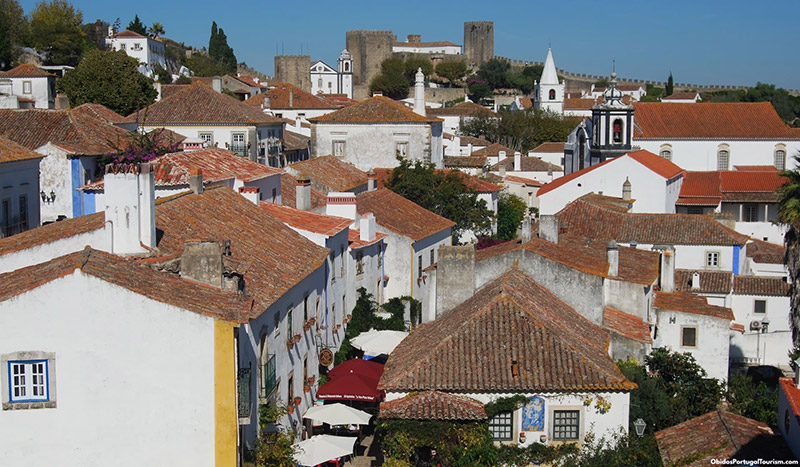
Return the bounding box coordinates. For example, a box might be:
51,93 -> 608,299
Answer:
540,47 -> 559,85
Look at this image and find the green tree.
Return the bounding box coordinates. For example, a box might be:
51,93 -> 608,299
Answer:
617,359 -> 671,433
496,192 -> 527,240
148,21 -> 164,38
184,52 -> 228,77
28,0 -> 87,66
726,373 -> 779,424
153,64 -> 172,84
560,430 -> 663,467
476,58 -> 510,90
744,82 -> 800,125
126,14 -> 146,35
462,110 -> 577,151
435,60 -> 467,87
57,49 -> 156,115
370,57 -> 410,99
254,405 -> 297,466
777,154 -> 800,350
467,78 -> 492,102
208,21 -> 237,74
0,0 -> 27,69
384,158 -> 492,240
174,74 -> 191,84
403,56 -> 432,82
665,72 -> 674,97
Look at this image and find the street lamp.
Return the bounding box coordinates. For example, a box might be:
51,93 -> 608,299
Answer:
633,418 -> 647,437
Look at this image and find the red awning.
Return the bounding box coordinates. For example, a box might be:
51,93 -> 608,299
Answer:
317,373 -> 384,402
328,358 -> 384,381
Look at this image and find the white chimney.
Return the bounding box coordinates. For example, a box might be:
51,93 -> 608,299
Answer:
367,170 -> 377,192
607,240 -> 619,277
295,116 -> 302,132
238,186 -> 260,204
661,247 -> 675,293
103,163 -> 156,255
539,214 -> 558,244
691,271 -> 701,291
467,143 -> 473,155
296,179 -> 311,211
622,177 -> 632,201
326,192 -> 357,220
360,212 -> 376,241
499,165 -> 506,177
212,76 -> 222,93
514,151 -> 521,172
498,150 -> 507,163
413,67 -> 425,116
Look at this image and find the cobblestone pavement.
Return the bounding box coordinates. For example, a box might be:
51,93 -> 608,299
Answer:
347,433 -> 383,466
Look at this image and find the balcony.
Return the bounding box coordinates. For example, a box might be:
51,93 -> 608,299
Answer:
263,354 -> 276,399
1,221 -> 30,239
230,144 -> 248,158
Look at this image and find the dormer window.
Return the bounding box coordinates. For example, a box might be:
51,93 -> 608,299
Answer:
613,119 -> 623,143
549,89 -> 556,100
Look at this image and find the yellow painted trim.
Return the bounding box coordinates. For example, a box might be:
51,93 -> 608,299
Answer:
215,320 -> 237,467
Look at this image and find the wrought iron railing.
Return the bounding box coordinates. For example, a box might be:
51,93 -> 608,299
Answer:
263,354 -> 276,399
230,144 -> 248,158
237,367 -> 251,418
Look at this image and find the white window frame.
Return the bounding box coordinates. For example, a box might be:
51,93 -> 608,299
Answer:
396,141 -> 409,158
717,145 -> 730,171
198,132 -> 214,145
681,326 -> 698,348
775,146 -> 786,171
705,251 -> 720,268
743,204 -> 759,223
2,351 -> 56,410
333,140 -> 346,158
22,81 -> 32,94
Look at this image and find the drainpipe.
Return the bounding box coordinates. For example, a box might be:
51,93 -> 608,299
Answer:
409,244 -> 414,299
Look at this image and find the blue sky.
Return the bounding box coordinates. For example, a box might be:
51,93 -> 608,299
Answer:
20,0 -> 800,90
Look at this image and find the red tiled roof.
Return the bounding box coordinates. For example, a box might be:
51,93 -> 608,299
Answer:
517,97 -> 533,109
471,142 -> 513,157
654,291 -> 734,320
661,92 -> 700,100
0,248 -> 250,322
563,97 -> 596,110
537,150 -> 681,196
503,175 -> 543,186
1,63 -> 55,78
655,410 -> 794,465
71,103 -> 126,124
674,269 -> 732,294
318,94 -> 358,107
356,189 -> 454,242
734,165 -> 779,172
0,136 -> 44,163
0,212 -> 105,256
633,102 -> 797,139
282,130 -> 310,151
677,170 -> 788,205
394,40 -> 460,48
160,84 -> 188,100
289,156 -> 368,193
309,96 -> 442,124
475,239 -> 522,262
112,29 -> 147,39
260,202 -> 351,236
746,239 -> 785,264
234,76 -> 268,89
443,155 -> 487,168
529,142 -> 564,153
603,307 -> 651,343
556,195 -> 750,246
348,229 -> 387,249
244,82 -> 337,110
733,275 -> 789,296
126,83 -> 284,126
155,186 -> 330,313
452,134 -> 491,146
780,377 -> 800,423
491,156 -> 562,173
380,269 -> 636,392
280,174 -> 326,210
427,102 -> 497,118
0,108 -> 134,154
379,391 -> 486,421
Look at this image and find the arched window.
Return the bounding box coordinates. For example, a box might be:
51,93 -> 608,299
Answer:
613,119 -> 623,144
344,62 -> 350,72
549,89 -> 556,100
775,145 -> 786,170
717,146 -> 730,171
660,144 -> 672,161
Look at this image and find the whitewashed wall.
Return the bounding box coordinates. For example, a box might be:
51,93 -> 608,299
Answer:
654,308 -> 730,381
636,140 -> 800,172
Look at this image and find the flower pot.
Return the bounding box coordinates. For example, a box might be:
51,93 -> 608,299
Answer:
304,385 -> 311,393
294,396 -> 302,406
294,334 -> 302,343
336,324 -> 341,330
309,317 -> 316,325
347,314 -> 352,320
307,376 -> 315,384
287,405 -> 295,414
304,324 -> 311,332
287,340 -> 294,350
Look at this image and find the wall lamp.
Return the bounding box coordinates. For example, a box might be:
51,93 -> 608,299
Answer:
40,190 -> 56,204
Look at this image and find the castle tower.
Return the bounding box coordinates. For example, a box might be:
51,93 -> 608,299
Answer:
275,55 -> 311,92
535,47 -> 564,114
463,21 -> 494,67
345,30 -> 393,86
587,72 -> 634,165
337,49 -> 353,99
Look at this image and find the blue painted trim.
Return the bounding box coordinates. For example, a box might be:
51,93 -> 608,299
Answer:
733,246 -> 740,275
71,159 -> 82,217
7,359 -> 49,403
82,191 -> 96,215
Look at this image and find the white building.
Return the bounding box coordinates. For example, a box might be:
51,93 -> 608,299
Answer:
0,137 -> 42,237
426,101 -> 498,135
0,64 -> 57,109
527,142 -> 564,167
661,91 -> 701,103
779,371 -> 800,459
310,50 -> 354,99
533,48 -> 564,114
105,29 -> 166,78
392,36 -> 461,55
244,82 -> 340,124
729,276 -> 791,367
586,83 -> 646,102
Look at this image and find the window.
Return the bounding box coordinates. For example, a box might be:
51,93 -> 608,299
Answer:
303,296 -> 309,321
775,149 -> 786,171
489,411 -> 513,441
133,43 -> 142,51
743,204 -> 759,222
231,133 -> 246,157
271,188 -> 277,203
553,410 -> 580,441
717,148 -> 729,171
22,81 -> 31,94
681,326 -> 697,348
287,307 -> 294,337
378,244 -> 382,268
18,195 -> 27,231
273,312 -> 280,337
418,255 -> 423,278
660,149 -> 671,161
340,246 -> 345,277
430,249 -> 435,266
688,207 -> 703,215
287,373 -> 294,401
2,352 -> 56,409
263,354 -> 276,398
318,78 -> 323,88
199,132 -> 214,145
396,142 -> 408,158
549,89 -> 556,100
1,198 -> 9,237
705,251 -> 720,268
754,300 -> 766,314
612,119 -> 623,144
119,43 -> 126,50
328,82 -> 332,89
333,140 -> 346,158
356,251 -> 364,275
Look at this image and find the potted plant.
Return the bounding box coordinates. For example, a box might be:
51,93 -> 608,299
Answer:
293,396 -> 302,406
294,333 -> 302,343
287,339 -> 294,350
287,403 -> 295,414
307,376 -> 315,384
303,322 -> 311,332
308,317 -> 316,326
303,384 -> 311,393
336,324 -> 342,330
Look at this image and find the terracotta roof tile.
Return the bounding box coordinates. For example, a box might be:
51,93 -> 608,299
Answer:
233,76 -> 268,89
633,102 -> 797,139
71,103 -> 126,124
471,142 -> 513,157
780,377 -> 800,423
443,155 -> 487,168
160,84 -> 188,100
556,195 -> 750,246
475,239 -> 522,262
155,187 -> 329,313
655,410 -> 794,465
603,307 -> 651,343
427,102 -> 497,118
0,136 -> 44,163
0,108 -> 134,154
244,82 -> 337,110
734,165 -> 779,172
280,174 -> 326,210
746,239 -> 785,264
319,94 -> 358,107
309,96 -> 442,123
654,291 -> 734,320
2,63 -> 55,77
380,391 -> 486,420
450,134 -> 491,146
126,83 -> 284,125
348,229 -> 387,249
563,97 -> 596,110
0,212 -> 105,256
529,142 -> 564,153
282,130 -> 310,151
491,156 -> 562,172
733,275 -> 789,296
260,202 -> 351,236
503,175 -> 543,186
112,29 -> 147,39
0,248 -> 251,322
538,150 -> 681,196
674,269 -> 732,294
678,170 -> 788,205
356,189 -> 454,242
517,97 -> 533,109
289,156 -> 368,193
380,269 -> 636,392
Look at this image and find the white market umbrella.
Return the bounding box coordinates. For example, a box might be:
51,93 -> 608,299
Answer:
350,329 -> 408,355
294,434 -> 357,466
303,403 -> 373,426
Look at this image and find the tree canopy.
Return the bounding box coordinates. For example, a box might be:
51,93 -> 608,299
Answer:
477,58 -> 510,90
208,21 -> 237,74
28,0 -> 86,66
148,22 -> 164,38
435,60 -> 467,86
126,14 -> 146,35
496,192 -> 527,240
461,109 -> 578,151
0,0 -> 27,69
57,49 -> 156,115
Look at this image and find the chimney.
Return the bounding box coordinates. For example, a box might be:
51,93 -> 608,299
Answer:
367,170 -> 377,191
212,76 -> 222,93
296,178 -> 311,210
436,245 -> 475,317
359,212 -> 376,241
607,240 -> 619,277
661,247 -> 676,293
691,270 -> 700,291
467,143 -> 473,155
407,34 -> 421,43
413,67 -> 425,116
103,163 -> 156,255
180,240 -> 223,288
539,214 -> 558,244
499,165 -> 506,177
498,150 -> 507,163
514,151 -> 522,172
189,167 -> 204,194
295,116 -> 302,132
521,215 -> 532,242
326,192 -> 357,220
289,88 -> 294,108
238,186 -> 260,204
622,177 -> 632,201
372,90 -> 383,97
